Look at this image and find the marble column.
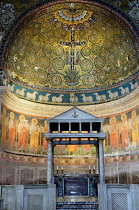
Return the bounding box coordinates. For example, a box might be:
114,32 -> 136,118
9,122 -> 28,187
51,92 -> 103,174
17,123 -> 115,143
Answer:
58,123 -> 60,133
79,122 -> 82,133
98,139 -> 105,184
48,122 -> 50,133
47,139 -> 54,184
95,143 -> 99,174
69,122 -> 71,133
90,123 -> 92,133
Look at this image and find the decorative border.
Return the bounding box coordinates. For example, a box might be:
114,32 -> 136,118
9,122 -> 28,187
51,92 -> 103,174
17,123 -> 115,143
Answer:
4,75 -> 139,105
0,149 -> 138,165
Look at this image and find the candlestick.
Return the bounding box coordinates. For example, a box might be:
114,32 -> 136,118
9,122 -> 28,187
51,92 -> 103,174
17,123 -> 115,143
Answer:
61,166 -> 64,174
93,165 -> 96,173
56,166 -> 59,174
88,165 -> 91,174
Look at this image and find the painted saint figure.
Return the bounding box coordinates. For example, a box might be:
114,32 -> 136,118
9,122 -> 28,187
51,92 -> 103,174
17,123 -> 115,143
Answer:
109,117 -> 119,149
130,110 -> 139,144
2,107 -> 7,143
102,124 -> 109,150
29,118 -> 39,153
8,112 -> 16,148
120,113 -> 129,148
42,120 -> 48,150
18,115 -> 28,150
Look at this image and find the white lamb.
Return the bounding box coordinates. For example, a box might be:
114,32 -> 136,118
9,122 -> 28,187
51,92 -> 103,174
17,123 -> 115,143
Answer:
94,92 -> 106,101
16,88 -> 26,97
52,94 -> 64,103
81,94 -> 93,103
8,83 -> 15,92
26,91 -> 38,100
129,81 -> 138,90
3,77 -> 8,86
119,86 -> 129,95
70,93 -> 78,103
38,93 -> 51,102
107,90 -> 119,99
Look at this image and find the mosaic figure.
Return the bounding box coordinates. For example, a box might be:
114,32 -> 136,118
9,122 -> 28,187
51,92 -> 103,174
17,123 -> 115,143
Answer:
128,1 -> 139,21
2,0 -> 15,26
52,94 -> 64,103
81,93 -> 93,103
26,91 -> 38,100
0,3 -> 3,29
107,90 -> 119,99
94,92 -> 106,101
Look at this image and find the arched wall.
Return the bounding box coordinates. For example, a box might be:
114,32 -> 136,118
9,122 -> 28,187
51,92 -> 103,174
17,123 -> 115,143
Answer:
1,0 -> 139,185
1,87 -> 139,185
1,87 -> 139,156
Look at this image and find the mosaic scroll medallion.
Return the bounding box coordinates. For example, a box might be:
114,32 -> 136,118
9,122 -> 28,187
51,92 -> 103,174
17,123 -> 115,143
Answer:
2,1 -> 139,104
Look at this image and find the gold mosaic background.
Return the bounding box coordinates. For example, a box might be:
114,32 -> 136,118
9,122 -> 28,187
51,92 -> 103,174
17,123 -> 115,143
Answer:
0,0 -> 131,16
6,2 -> 138,90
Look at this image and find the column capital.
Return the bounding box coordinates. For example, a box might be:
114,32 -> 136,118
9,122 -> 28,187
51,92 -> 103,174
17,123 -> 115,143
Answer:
47,139 -> 53,142
98,139 -> 105,143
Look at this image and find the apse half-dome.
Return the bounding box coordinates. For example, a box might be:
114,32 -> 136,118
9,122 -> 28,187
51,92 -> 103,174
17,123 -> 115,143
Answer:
2,0 -> 139,105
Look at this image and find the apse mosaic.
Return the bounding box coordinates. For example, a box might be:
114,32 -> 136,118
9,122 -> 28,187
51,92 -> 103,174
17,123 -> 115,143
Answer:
5,1 -> 138,94
1,105 -> 139,156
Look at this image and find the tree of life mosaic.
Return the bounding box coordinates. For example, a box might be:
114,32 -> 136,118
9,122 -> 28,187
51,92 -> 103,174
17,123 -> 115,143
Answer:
6,2 -> 138,91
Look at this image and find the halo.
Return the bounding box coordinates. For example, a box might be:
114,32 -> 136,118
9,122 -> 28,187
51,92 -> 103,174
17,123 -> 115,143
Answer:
19,114 -> 25,122
121,113 -> 127,121
131,110 -> 136,117
31,118 -> 38,125
10,112 -> 15,119
109,116 -> 116,124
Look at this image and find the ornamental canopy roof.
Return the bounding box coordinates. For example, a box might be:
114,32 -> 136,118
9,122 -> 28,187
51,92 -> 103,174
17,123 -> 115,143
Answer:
45,107 -> 105,142
47,107 -> 103,122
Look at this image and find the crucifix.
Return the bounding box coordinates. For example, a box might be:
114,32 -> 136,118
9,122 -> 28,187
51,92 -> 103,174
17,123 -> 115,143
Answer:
60,26 -> 86,71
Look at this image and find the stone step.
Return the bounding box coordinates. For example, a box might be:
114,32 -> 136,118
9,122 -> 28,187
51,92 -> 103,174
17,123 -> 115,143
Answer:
56,202 -> 98,210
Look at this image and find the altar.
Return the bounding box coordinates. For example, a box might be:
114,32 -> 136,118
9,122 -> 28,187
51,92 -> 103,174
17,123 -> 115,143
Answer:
44,107 -> 106,203
56,174 -> 98,198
